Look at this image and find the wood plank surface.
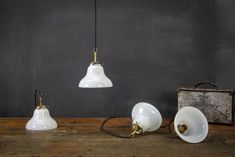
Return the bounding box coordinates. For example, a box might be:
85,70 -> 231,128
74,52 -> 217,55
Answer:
0,118 -> 234,157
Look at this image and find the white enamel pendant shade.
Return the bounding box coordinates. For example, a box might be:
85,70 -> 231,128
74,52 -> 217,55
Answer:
79,63 -> 113,88
174,106 -> 208,143
131,102 -> 162,132
26,108 -> 57,131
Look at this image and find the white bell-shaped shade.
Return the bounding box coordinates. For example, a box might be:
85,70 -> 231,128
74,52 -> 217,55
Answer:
132,102 -> 162,132
174,106 -> 208,143
26,108 -> 57,130
79,63 -> 113,88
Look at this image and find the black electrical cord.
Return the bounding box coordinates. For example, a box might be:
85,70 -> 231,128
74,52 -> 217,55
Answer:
100,117 -> 131,138
160,119 -> 174,133
94,0 -> 97,49
100,117 -> 175,138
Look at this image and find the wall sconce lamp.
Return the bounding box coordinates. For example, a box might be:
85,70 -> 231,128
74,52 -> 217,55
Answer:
26,90 -> 57,131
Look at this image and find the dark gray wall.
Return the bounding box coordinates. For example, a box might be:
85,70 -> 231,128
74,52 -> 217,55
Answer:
0,0 -> 234,118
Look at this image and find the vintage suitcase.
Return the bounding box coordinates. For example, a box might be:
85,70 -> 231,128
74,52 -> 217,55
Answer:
178,82 -> 234,124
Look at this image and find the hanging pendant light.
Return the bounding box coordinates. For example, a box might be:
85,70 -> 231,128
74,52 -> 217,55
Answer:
79,0 -> 113,88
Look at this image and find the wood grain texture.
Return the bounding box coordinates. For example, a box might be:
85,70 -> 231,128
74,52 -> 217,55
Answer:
0,118 -> 235,157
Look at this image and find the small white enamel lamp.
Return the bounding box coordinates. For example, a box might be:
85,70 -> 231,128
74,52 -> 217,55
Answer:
79,50 -> 113,88
131,102 -> 162,137
26,91 -> 57,131
174,106 -> 208,143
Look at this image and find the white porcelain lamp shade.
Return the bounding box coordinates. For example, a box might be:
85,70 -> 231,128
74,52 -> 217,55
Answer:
132,102 -> 162,132
26,108 -> 57,130
174,106 -> 208,143
79,63 -> 113,88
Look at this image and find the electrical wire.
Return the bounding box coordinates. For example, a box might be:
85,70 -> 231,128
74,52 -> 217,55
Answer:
160,119 -> 174,134
100,117 -> 131,138
94,0 -> 97,49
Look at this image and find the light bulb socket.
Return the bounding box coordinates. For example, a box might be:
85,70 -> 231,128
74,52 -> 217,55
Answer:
36,105 -> 46,109
92,61 -> 103,65
92,48 -> 104,65
130,123 -> 143,138
177,124 -> 187,134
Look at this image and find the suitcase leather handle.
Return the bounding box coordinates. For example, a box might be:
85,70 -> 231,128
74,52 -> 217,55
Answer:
194,81 -> 218,90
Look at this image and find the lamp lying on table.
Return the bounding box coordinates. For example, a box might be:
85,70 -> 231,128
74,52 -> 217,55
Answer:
100,103 -> 208,144
174,106 -> 208,143
130,102 -> 162,137
26,90 -> 57,130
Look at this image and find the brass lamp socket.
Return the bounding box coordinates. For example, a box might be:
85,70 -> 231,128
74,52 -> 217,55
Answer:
177,124 -> 188,134
36,94 -> 47,110
36,105 -> 46,109
130,123 -> 143,138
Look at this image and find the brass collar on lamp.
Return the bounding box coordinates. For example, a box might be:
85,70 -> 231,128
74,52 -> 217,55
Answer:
92,48 -> 100,65
130,102 -> 162,138
130,122 -> 143,138
36,93 -> 46,109
177,124 -> 187,134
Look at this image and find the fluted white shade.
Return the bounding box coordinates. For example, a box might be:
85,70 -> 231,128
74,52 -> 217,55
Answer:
26,108 -> 57,131
79,63 -> 113,88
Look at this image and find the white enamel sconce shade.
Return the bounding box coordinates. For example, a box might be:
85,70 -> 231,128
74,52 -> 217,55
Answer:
131,102 -> 162,137
26,90 -> 57,131
79,59 -> 113,88
174,106 -> 208,143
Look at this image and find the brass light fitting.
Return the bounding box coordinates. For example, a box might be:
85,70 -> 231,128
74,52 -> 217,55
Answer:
35,90 -> 46,109
130,122 -> 143,138
36,95 -> 46,109
177,124 -> 187,134
92,48 -> 101,65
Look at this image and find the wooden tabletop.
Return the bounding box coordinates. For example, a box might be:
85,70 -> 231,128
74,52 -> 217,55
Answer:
0,118 -> 234,157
